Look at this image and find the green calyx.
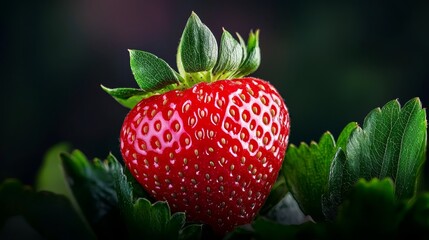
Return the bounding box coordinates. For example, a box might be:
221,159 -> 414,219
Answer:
102,12 -> 260,109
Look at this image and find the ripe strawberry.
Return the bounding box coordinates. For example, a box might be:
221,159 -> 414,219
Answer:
120,77 -> 289,233
103,13 -> 290,234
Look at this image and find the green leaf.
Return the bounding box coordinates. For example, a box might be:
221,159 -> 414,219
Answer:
177,12 -> 218,74
34,143 -> 87,223
330,178 -> 429,238
35,143 -> 74,199
61,150 -> 118,225
251,217 -> 324,240
0,179 -> 96,239
123,164 -> 153,201
346,98 -> 427,199
101,84 -> 179,109
108,154 -> 150,207
399,192 -> 429,237
100,86 -> 148,99
334,178 -> 404,238
108,154 -> 201,239
132,199 -> 182,238
235,32 -> 247,63
109,154 -> 134,213
283,133 -> 334,222
223,226 -> 254,240
283,122 -> 357,221
322,98 -> 427,220
179,224 -> 203,240
101,85 -> 146,109
129,49 -> 180,92
322,148 -> 356,220
336,122 -> 359,150
213,29 -> 243,79
231,30 -> 261,78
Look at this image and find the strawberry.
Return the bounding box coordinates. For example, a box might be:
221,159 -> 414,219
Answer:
103,12 -> 290,234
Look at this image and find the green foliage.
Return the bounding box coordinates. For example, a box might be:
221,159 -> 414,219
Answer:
34,142 -> 83,216
334,178 -> 403,238
323,98 -> 427,219
35,142 -> 71,194
103,12 -> 261,108
178,12 -> 218,74
251,217 -> 322,240
283,122 -> 357,221
232,30 -> 260,78
283,98 -> 427,221
213,29 -> 243,78
398,192 -> 429,237
321,148 -> 351,220
129,50 -> 180,91
100,86 -> 149,109
345,98 -> 427,199
325,178 -> 428,239
61,150 -> 118,226
0,179 -> 96,239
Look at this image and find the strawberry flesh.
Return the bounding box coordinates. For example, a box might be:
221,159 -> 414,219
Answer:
120,77 -> 290,234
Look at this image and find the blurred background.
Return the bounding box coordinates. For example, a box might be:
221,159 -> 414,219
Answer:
1,0 -> 428,184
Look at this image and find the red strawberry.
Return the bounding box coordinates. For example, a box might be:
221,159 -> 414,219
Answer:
103,13 -> 290,234
120,77 -> 289,233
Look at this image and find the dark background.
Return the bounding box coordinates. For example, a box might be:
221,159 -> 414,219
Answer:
1,0 -> 428,184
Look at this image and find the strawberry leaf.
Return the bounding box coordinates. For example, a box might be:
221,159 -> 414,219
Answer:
399,192 -> 429,237
177,12 -> 218,75
101,86 -> 148,99
108,154 -> 202,239
321,148 -> 353,220
283,122 -> 357,221
346,98 -> 427,199
323,98 -> 427,219
179,224 -> 203,240
129,49 -> 180,92
34,143 -> 80,211
0,179 -> 96,239
334,178 -> 404,238
251,217 -> 322,240
61,151 -> 132,239
61,150 -> 118,226
231,30 -> 261,78
101,85 -> 147,109
101,84 -> 180,109
213,29 -> 243,79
